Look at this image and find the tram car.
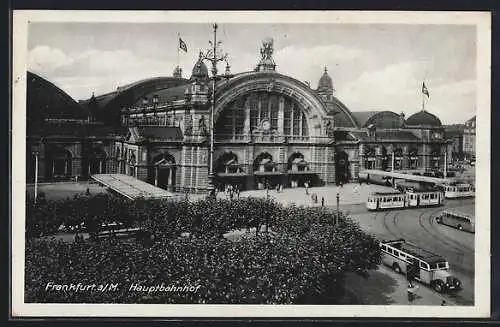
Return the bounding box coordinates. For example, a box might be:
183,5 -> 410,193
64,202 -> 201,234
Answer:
443,183 -> 475,199
366,189 -> 444,211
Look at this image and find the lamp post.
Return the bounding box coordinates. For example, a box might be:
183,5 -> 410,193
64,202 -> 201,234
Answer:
32,144 -> 40,204
201,23 -> 229,194
336,192 -> 340,224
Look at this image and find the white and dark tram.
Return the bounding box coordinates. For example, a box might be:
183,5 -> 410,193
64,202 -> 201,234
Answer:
442,183 -> 475,199
366,189 -> 444,211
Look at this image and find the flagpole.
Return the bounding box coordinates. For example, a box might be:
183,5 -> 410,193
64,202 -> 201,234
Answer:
177,33 -> 180,68
422,85 -> 425,111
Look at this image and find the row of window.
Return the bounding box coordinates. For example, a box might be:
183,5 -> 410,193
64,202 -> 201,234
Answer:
445,186 -> 475,192
381,245 -> 448,271
215,93 -> 309,137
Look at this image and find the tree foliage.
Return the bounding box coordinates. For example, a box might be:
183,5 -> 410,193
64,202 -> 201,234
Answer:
25,195 -> 381,304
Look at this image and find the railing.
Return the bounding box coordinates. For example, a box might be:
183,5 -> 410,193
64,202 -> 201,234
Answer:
214,134 -> 333,144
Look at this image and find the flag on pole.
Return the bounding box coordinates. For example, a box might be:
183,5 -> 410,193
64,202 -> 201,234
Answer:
179,38 -> 188,53
422,82 -> 430,98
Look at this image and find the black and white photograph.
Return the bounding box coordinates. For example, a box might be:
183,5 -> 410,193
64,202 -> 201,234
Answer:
11,11 -> 491,318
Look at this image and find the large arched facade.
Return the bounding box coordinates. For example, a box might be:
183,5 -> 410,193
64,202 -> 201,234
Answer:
26,38 -> 453,194
208,72 -> 345,190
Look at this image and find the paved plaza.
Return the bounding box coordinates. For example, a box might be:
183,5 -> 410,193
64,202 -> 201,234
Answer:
237,183 -> 393,207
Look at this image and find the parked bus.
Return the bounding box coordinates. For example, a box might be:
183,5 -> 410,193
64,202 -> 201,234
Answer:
436,210 -> 475,233
366,189 -> 443,211
380,239 -> 462,293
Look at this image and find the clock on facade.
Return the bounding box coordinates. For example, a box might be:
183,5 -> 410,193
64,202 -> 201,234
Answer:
261,119 -> 271,131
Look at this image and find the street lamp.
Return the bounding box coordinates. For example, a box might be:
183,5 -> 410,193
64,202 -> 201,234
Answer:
201,23 -> 229,194
336,192 -> 340,224
32,143 -> 41,204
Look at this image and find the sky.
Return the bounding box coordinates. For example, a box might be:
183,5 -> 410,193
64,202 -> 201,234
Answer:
27,22 -> 477,124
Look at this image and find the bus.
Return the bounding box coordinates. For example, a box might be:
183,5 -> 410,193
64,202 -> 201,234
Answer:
436,210 -> 475,233
366,189 -> 443,211
380,239 -> 462,293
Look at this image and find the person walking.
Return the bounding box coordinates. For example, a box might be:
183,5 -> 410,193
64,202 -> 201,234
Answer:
321,196 -> 325,207
407,283 -> 415,302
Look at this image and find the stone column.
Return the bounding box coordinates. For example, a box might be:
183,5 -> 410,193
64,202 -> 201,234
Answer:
244,98 -> 251,135
422,144 -> 427,170
359,143 -> 364,170
278,96 -> 284,135
403,145 -> 409,169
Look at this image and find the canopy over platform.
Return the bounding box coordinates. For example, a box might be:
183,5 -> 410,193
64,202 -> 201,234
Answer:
91,174 -> 174,200
360,169 -> 455,185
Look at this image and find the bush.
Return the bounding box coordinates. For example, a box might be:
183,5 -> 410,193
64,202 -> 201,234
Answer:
25,196 -> 381,304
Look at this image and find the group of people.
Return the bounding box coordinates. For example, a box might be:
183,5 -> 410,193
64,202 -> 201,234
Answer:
217,184 -> 241,200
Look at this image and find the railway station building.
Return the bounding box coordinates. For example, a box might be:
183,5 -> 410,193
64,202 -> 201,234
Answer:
26,38 -> 452,193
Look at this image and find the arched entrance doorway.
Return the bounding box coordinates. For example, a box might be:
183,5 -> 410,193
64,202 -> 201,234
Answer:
430,147 -> 441,170
127,154 -> 136,177
287,152 -> 315,187
83,146 -> 107,177
380,146 -> 389,171
335,151 -> 349,185
253,152 -> 281,189
409,148 -> 419,169
150,152 -> 176,190
47,147 -> 72,181
214,152 -> 246,191
364,147 -> 376,170
393,148 -> 403,170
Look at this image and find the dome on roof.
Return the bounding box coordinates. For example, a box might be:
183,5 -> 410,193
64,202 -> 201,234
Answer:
317,67 -> 333,94
406,110 -> 442,127
191,52 -> 209,81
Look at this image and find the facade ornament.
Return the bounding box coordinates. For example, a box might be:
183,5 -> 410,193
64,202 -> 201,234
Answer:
184,116 -> 193,136
256,37 -> 276,72
267,78 -> 276,92
260,38 -> 274,60
324,119 -> 335,138
199,115 -> 208,136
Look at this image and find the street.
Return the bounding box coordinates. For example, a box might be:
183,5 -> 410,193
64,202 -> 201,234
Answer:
345,198 -> 475,305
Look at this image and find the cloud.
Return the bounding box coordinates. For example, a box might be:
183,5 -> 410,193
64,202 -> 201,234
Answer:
28,46 -> 185,100
336,61 -> 476,124
274,44 -> 366,87
28,45 -> 74,72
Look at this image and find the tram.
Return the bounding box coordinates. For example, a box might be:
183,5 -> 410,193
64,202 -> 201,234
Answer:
443,183 -> 475,199
366,189 -> 444,211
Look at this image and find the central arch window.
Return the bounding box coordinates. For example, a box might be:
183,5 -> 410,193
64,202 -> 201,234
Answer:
215,92 -> 309,139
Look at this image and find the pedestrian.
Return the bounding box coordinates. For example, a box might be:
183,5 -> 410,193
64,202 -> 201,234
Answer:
321,196 -> 325,207
407,283 -> 415,302
340,180 -> 343,188
85,187 -> 91,196
305,181 -> 309,195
